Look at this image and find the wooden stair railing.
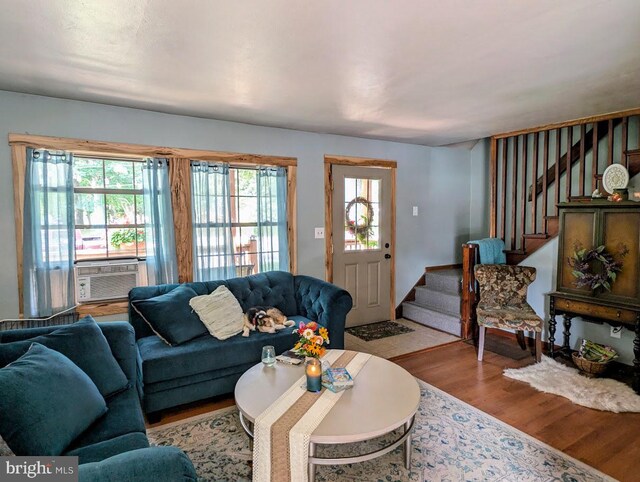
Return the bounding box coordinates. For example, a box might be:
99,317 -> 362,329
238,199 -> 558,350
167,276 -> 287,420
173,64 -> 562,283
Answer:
490,108 -> 640,254
527,119 -> 621,201
461,108 -> 640,341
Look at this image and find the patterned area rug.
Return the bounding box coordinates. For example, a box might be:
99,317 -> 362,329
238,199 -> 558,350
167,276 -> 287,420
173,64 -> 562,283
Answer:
346,320 -> 414,341
147,380 -> 613,482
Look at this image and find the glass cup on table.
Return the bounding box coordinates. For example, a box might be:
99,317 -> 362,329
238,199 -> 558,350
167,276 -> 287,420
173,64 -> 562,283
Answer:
261,345 -> 276,367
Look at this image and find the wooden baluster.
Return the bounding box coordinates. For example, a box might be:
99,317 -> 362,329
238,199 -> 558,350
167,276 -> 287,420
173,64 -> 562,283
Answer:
621,116 -> 628,168
607,119 -> 614,166
520,134 -> 528,250
566,126 -> 573,201
489,138 -> 497,237
554,128 -> 561,211
531,132 -> 538,234
542,131 -> 549,233
579,124 -> 586,196
510,136 -> 519,250
500,138 -> 507,241
592,122 -> 598,192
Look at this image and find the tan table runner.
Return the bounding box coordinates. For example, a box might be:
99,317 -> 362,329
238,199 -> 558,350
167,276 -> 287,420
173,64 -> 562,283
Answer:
253,350 -> 371,482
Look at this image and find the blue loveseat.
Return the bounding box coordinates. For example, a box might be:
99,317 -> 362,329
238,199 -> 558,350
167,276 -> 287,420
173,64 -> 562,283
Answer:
129,271 -> 352,416
0,321 -> 196,482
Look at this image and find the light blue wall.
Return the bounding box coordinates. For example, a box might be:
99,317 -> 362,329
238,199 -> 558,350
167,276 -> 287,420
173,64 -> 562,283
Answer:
524,238 -> 635,366
469,139 -> 491,240
0,91 -> 474,318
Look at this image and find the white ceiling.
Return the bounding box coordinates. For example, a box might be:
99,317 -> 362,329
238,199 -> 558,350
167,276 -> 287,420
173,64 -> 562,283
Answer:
0,0 -> 639,146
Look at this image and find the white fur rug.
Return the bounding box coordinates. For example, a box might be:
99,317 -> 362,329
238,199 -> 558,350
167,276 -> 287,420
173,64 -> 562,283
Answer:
504,356 -> 640,413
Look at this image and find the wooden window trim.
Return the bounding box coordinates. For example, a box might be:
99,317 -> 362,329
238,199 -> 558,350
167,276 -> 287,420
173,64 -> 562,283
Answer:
10,133 -> 298,317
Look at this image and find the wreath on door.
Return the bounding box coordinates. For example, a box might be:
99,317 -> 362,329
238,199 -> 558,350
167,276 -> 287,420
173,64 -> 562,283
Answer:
345,196 -> 374,243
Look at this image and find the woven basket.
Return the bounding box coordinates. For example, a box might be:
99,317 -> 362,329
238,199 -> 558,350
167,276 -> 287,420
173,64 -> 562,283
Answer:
572,352 -> 609,378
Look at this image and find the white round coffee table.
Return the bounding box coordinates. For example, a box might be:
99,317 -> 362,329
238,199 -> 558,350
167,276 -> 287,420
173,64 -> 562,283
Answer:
234,350 -> 421,481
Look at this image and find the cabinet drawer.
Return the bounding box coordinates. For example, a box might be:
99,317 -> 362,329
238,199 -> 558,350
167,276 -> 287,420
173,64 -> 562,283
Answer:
554,298 -> 636,324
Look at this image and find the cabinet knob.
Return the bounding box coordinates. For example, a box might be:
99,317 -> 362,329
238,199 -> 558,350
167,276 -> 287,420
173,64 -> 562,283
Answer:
616,311 -> 621,318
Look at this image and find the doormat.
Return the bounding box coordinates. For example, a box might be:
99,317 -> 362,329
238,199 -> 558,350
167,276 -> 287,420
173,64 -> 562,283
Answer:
346,320 -> 414,341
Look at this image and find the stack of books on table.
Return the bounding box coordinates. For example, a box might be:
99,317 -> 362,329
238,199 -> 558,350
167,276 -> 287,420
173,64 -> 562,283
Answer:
322,367 -> 354,393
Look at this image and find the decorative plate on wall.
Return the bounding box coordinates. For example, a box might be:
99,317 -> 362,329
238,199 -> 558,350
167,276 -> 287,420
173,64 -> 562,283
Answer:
602,164 -> 629,193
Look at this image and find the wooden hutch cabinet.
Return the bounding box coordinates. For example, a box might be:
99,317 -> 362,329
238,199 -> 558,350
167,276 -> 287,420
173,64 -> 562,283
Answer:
547,201 -> 640,393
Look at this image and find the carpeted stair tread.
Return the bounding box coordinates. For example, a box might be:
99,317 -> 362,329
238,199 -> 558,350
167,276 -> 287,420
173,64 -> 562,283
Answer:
402,301 -> 461,337
414,286 -> 460,317
423,269 -> 462,295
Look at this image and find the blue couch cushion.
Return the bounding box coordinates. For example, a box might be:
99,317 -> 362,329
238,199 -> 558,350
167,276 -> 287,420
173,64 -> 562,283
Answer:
131,285 -> 208,345
67,386 -> 146,451
65,432 -> 149,464
129,271 -> 298,340
224,271 -> 297,314
138,324 -> 301,384
78,446 -> 197,482
0,316 -> 129,398
0,343 -> 107,456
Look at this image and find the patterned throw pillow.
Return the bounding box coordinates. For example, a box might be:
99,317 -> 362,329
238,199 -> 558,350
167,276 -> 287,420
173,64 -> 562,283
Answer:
189,286 -> 245,340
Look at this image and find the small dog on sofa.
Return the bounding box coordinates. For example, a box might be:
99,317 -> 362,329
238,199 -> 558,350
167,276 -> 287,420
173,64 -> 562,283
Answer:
242,306 -> 295,337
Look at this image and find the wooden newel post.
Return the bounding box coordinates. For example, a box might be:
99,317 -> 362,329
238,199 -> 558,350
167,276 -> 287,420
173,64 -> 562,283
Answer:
461,243 -> 479,340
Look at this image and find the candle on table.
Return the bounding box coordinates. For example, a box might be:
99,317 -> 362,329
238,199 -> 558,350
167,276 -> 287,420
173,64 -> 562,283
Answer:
306,358 -> 322,392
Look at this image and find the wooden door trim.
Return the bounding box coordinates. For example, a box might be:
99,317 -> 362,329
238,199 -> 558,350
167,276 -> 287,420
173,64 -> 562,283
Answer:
324,156 -> 397,321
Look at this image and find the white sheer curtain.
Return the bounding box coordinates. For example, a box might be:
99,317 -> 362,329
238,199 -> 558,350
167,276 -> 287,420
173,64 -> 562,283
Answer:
142,158 -> 178,285
256,166 -> 289,272
190,161 -> 236,281
23,148 -> 75,317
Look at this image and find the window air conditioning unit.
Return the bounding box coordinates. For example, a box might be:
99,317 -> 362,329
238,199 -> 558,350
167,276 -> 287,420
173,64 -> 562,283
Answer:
75,259 -> 140,303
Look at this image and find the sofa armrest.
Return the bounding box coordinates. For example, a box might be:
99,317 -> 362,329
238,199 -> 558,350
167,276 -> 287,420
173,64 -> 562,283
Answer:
78,446 -> 196,482
97,322 -> 138,388
294,276 -> 353,349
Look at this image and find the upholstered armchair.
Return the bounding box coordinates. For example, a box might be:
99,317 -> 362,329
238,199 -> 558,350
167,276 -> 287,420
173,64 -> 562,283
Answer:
474,264 -> 543,362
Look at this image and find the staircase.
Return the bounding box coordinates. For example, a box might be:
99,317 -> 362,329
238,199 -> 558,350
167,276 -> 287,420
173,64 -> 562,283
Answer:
402,268 -> 462,337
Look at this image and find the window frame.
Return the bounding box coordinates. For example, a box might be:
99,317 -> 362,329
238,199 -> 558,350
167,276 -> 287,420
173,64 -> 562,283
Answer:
10,134 -> 297,317
73,155 -> 147,261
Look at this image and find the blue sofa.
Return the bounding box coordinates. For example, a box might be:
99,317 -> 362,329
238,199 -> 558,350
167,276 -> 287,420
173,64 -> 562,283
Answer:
0,322 -> 196,482
129,271 -> 352,416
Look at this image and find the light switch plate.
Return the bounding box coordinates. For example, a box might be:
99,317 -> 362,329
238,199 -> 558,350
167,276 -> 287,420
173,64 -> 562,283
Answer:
412,206 -> 419,216
315,227 -> 325,239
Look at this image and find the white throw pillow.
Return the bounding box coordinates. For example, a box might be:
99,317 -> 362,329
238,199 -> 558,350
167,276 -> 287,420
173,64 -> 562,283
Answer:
189,285 -> 244,340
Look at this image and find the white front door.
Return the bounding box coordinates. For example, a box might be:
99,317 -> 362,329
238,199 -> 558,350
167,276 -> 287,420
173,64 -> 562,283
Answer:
331,164 -> 393,327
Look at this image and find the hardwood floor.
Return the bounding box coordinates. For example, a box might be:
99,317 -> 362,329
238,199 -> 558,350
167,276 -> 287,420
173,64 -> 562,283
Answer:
148,338 -> 639,481
393,340 -> 640,482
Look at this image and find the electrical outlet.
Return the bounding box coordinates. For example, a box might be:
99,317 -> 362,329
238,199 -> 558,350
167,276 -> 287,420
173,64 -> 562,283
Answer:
314,227 -> 325,239
610,326 -> 622,339
412,206 -> 419,216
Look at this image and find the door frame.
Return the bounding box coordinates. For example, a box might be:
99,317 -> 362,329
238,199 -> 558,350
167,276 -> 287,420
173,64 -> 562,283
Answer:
324,155 -> 397,321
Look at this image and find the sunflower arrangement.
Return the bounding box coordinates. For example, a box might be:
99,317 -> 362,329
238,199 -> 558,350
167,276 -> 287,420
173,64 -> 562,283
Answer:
292,321 -> 330,358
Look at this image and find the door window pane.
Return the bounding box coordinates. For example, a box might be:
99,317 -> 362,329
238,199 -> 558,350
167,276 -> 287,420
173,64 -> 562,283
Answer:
344,178 -> 381,251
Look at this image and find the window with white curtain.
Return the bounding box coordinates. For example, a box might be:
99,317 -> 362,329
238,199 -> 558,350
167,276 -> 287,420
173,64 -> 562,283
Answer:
191,163 -> 289,281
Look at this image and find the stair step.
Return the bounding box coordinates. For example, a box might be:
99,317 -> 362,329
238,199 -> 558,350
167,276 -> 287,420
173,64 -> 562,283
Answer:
402,302 -> 461,337
424,268 -> 462,295
414,286 -> 460,316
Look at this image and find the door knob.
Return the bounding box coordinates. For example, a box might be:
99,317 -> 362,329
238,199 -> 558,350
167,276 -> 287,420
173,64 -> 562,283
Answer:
384,254 -> 391,259
384,243 -> 390,248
